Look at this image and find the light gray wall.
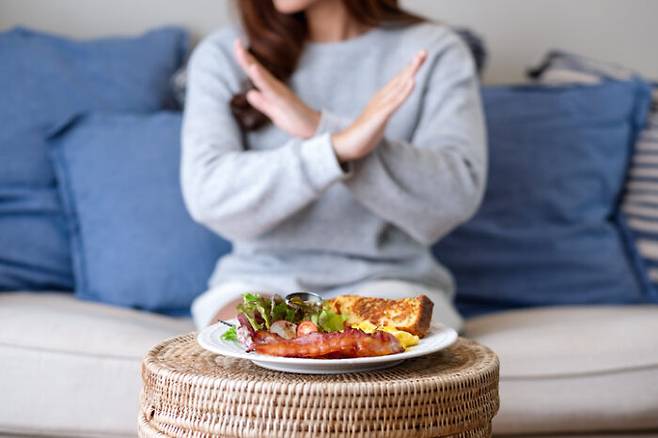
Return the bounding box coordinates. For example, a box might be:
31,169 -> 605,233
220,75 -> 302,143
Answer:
1,0 -> 656,84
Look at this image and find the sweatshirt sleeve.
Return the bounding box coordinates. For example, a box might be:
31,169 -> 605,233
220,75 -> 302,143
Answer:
181,34 -> 347,241
343,34 -> 488,246
314,110 -> 351,135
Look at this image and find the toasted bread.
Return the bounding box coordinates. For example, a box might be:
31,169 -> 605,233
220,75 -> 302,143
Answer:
326,295 -> 434,338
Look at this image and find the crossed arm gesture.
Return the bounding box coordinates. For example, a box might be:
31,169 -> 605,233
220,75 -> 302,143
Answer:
183,35 -> 483,247
233,40 -> 427,163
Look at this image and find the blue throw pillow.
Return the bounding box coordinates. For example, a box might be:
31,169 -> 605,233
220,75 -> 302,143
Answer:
52,112 -> 230,315
529,51 -> 658,303
433,81 -> 653,317
0,26 -> 188,291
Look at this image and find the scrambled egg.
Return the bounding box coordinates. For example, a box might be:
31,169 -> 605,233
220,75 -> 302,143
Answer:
353,320 -> 419,350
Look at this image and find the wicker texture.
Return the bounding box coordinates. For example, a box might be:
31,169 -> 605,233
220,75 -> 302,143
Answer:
139,335 -> 499,438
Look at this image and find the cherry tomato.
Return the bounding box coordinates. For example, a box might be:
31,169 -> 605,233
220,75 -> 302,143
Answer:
296,320 -> 319,337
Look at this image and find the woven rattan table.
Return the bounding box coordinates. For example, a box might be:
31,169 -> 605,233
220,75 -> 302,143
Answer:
138,334 -> 499,438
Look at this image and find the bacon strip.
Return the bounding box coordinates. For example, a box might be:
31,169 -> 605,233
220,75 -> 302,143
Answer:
254,328 -> 403,358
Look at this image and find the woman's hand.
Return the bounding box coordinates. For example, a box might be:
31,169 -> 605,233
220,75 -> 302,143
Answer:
331,50 -> 427,163
234,39 -> 321,139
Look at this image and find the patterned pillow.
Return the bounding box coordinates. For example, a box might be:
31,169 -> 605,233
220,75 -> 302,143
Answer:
625,90 -> 658,283
530,51 -> 658,299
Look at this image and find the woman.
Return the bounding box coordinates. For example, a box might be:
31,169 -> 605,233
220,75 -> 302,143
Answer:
182,0 -> 487,331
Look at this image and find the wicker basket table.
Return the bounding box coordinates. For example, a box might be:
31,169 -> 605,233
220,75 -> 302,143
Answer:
138,334 -> 499,438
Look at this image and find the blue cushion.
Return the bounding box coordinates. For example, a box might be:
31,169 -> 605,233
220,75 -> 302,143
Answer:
52,112 -> 230,315
528,51 -> 658,303
0,26 -> 188,291
433,81 -> 653,317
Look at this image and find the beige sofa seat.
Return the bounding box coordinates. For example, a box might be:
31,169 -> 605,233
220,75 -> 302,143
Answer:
464,305 -> 658,435
0,292 -> 195,437
3,294 -> 657,437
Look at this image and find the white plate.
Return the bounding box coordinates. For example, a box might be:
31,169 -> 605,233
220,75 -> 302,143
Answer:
197,320 -> 458,374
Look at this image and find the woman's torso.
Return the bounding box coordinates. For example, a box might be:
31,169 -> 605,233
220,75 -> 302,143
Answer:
196,22 -> 470,293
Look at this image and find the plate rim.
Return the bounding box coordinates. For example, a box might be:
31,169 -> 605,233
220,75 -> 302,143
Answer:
197,319 -> 458,366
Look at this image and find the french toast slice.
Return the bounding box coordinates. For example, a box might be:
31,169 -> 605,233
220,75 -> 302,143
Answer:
326,295 -> 434,338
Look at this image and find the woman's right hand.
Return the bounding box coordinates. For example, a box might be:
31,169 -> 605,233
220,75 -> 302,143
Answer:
331,50 -> 427,163
234,39 -> 321,139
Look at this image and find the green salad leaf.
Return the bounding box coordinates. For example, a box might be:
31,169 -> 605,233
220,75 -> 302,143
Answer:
318,308 -> 347,332
221,326 -> 238,342
271,300 -> 297,322
235,293 -> 346,333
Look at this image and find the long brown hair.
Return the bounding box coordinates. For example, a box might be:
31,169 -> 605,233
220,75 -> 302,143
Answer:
231,0 -> 423,131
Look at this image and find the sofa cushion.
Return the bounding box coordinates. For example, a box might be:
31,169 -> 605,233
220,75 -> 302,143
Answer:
529,51 -> 658,303
0,26 -> 188,292
0,292 -> 194,437
51,112 -> 231,315
464,305 -> 658,434
434,81 -> 653,316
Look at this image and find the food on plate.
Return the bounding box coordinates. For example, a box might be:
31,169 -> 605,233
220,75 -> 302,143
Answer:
326,294 -> 434,337
255,327 -> 404,358
222,293 -> 434,359
352,320 -> 420,350
296,320 -> 319,337
269,320 -> 297,339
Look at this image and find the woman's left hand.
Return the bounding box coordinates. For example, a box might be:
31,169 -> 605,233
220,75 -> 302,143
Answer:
331,50 -> 427,163
234,39 -> 321,139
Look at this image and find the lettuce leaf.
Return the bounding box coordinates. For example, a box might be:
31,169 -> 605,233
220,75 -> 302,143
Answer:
221,326 -> 238,342
315,309 -> 347,332
235,293 -> 346,333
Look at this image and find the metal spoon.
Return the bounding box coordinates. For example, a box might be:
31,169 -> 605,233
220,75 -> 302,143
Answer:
284,291 -> 323,305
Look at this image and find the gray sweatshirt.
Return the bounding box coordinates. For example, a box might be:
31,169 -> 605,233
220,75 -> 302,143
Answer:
181,22 -> 487,295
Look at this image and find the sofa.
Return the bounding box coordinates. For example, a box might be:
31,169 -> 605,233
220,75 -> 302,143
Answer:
2,293 -> 657,437
2,27 -> 658,437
